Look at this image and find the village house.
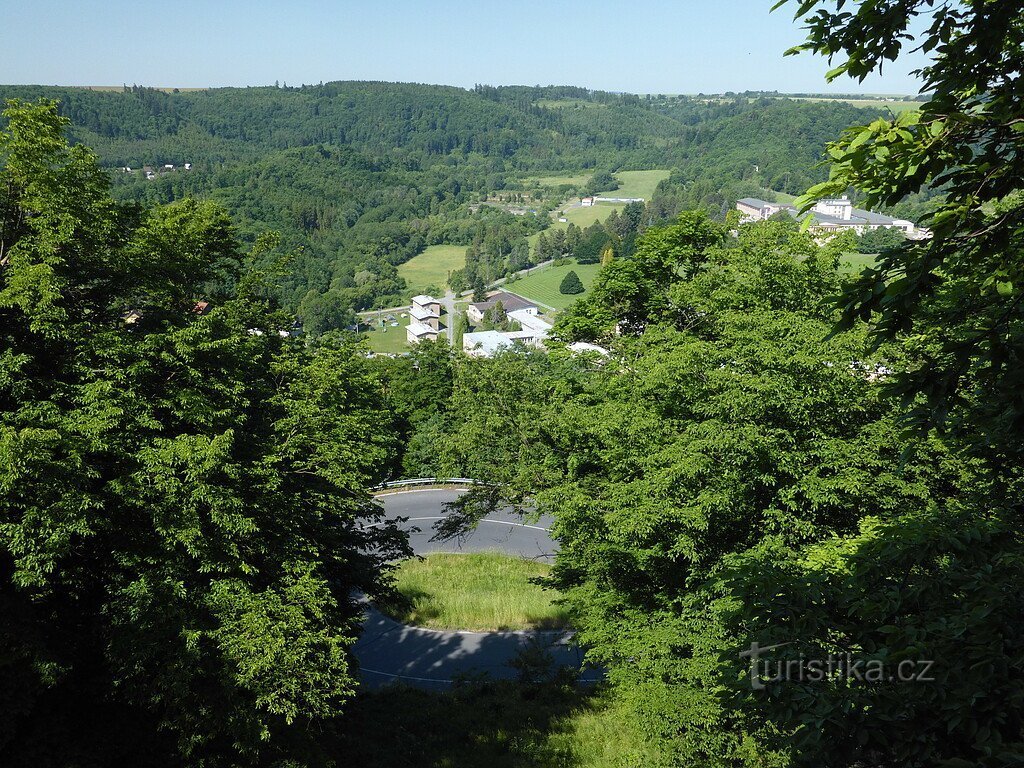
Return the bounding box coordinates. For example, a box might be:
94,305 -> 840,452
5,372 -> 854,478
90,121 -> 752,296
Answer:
406,294 -> 442,344
466,291 -> 538,324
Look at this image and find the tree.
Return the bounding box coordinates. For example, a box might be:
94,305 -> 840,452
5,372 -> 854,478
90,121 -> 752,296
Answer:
855,225 -> 904,254
781,0 -> 1024,450
0,100 -> 409,765
559,270 -> 584,295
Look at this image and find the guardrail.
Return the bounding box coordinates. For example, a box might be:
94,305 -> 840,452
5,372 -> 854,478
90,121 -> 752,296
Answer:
373,477 -> 479,491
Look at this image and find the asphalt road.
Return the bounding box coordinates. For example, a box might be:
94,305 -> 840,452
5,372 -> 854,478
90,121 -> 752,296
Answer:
354,487 -> 599,690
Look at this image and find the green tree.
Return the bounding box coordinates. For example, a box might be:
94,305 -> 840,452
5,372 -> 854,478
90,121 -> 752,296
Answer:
558,269 -> 584,295
0,100 -> 408,765
781,0 -> 1024,449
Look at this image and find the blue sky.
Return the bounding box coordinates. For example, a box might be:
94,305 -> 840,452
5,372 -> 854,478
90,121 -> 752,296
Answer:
1,0 -> 928,94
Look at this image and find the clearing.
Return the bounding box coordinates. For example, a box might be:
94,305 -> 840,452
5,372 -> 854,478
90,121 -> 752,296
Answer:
399,244 -> 466,294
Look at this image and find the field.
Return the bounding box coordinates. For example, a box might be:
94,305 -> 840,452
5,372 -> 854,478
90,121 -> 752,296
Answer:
505,262 -> 602,311
358,320 -> 411,354
523,172 -> 592,188
597,169 -> 670,200
790,96 -> 920,113
382,552 -> 568,631
840,251 -> 878,275
398,244 -> 465,294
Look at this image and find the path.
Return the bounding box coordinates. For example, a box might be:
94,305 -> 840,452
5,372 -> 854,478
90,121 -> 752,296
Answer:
354,487 -> 599,689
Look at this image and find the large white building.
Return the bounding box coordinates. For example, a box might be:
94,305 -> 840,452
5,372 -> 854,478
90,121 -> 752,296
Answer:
736,196 -> 931,240
462,299 -> 553,357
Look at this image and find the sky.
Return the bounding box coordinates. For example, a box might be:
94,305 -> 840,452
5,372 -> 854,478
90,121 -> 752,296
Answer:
0,0 -> 929,95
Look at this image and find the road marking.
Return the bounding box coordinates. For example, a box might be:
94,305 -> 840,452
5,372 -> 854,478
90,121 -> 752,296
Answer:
403,516 -> 550,532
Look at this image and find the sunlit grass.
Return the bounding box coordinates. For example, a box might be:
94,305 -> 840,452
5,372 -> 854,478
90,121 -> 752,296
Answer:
383,552 -> 569,631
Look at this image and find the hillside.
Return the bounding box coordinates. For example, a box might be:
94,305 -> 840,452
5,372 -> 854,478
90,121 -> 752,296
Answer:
0,82 -> 889,330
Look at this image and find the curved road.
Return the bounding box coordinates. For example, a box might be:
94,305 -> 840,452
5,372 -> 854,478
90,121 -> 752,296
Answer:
354,488 -> 599,690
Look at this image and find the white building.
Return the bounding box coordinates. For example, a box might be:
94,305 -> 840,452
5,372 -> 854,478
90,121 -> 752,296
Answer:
736,196 -> 931,240
406,294 -> 442,344
466,291 -> 538,324
462,309 -> 553,357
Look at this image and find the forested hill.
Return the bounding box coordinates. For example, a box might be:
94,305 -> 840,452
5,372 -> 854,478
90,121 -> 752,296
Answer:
0,82 -> 885,327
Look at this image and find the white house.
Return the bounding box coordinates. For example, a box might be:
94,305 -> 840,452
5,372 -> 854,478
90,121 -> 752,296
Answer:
580,196 -> 595,207
406,294 -> 443,344
466,291 -> 538,324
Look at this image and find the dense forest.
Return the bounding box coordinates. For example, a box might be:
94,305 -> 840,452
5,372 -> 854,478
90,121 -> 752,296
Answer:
0,82 -> 892,330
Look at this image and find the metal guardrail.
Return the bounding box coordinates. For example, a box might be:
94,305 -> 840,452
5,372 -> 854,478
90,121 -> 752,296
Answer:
373,477 -> 479,491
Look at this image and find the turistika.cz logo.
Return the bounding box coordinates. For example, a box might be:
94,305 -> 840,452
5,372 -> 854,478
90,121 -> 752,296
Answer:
739,641 -> 935,690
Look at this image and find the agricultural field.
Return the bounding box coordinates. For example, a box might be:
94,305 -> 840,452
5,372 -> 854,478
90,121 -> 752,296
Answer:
505,261 -> 602,311
597,169 -> 670,200
790,96 -> 920,113
398,244 -> 466,294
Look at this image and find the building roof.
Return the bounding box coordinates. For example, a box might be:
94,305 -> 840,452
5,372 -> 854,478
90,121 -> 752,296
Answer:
407,321 -> 439,337
470,291 -> 537,315
508,308 -> 552,334
411,294 -> 439,306
736,197 -> 776,208
463,330 -> 513,356
410,304 -> 439,321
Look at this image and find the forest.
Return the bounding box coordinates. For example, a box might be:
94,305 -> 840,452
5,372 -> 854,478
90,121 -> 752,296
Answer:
0,81 -> 899,331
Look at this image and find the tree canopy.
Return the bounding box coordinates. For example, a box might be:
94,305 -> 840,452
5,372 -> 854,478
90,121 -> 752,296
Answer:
0,99 -> 408,765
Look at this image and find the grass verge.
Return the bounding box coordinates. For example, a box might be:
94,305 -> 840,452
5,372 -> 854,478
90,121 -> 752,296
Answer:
382,552 -> 569,631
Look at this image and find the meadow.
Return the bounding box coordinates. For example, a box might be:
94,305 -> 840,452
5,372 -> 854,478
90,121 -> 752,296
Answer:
505,262 -> 602,311
398,244 -> 466,294
597,169 -> 670,199
358,319 -> 411,354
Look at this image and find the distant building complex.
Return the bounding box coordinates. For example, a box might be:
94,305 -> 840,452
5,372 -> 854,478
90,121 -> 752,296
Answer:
462,291 -> 552,357
736,195 -> 931,240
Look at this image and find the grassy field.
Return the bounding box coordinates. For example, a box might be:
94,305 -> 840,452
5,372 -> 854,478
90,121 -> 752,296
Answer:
398,244 -> 465,294
790,96 -> 920,113
505,262 -> 602,311
841,251 -> 878,275
597,169 -> 670,200
383,552 -> 568,631
523,172 -> 592,188
358,321 -> 411,354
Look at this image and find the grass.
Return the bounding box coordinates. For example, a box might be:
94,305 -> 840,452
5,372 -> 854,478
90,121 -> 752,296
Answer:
790,96 -> 920,113
840,251 -> 878,275
333,681 -> 662,768
399,244 -> 466,294
522,172 -> 592,188
597,169 -> 670,200
505,262 -> 603,311
383,552 -> 569,631
358,320 -> 411,354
